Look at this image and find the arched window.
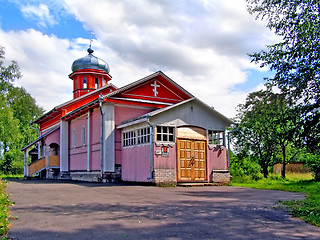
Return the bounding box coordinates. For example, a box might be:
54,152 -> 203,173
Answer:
81,125 -> 86,146
49,143 -> 60,155
83,77 -> 87,88
72,129 -> 76,148
95,77 -> 99,89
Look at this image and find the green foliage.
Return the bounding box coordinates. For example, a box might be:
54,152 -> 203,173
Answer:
247,0 -> 320,102
246,0 -> 320,153
0,95 -> 21,148
232,87 -> 300,178
230,154 -> 263,181
6,86 -> 44,147
0,47 -> 21,91
0,180 -> 14,238
231,177 -> 320,226
0,46 -> 43,175
0,149 -> 23,175
304,153 -> 320,181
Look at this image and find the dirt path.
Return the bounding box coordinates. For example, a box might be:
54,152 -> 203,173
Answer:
6,180 -> 320,239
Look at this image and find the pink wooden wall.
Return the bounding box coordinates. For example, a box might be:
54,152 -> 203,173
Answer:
114,105 -> 156,165
153,144 -> 176,169
207,147 -> 227,181
69,114 -> 87,171
121,142 -> 177,182
121,145 -> 151,182
44,128 -> 60,146
89,110 -> 101,170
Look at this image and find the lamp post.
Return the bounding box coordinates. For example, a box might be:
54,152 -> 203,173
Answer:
227,129 -> 238,172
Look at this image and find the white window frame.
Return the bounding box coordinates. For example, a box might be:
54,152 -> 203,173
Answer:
72,128 -> 76,148
83,77 -> 87,89
137,127 -> 151,145
81,125 -> 86,146
95,77 -> 99,89
156,126 -> 175,142
208,130 -> 225,146
122,130 -> 136,147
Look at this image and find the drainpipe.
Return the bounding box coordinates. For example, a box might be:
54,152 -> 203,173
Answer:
99,95 -> 104,179
87,110 -> 91,172
227,129 -> 237,172
30,122 -> 40,159
146,115 -> 154,180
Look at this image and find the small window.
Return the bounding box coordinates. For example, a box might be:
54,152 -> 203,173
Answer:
81,126 -> 86,146
208,130 -> 224,145
137,127 -> 151,144
123,130 -> 136,147
95,77 -> 99,89
156,126 -> 174,142
49,143 -> 59,156
74,78 -> 77,90
83,77 -> 87,88
72,129 -> 76,148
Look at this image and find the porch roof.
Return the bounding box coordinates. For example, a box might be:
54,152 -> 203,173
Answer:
21,126 -> 60,151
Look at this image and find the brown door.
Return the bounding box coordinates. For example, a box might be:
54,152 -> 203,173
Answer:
177,139 -> 207,182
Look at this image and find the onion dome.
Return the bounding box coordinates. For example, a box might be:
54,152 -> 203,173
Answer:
71,48 -> 110,73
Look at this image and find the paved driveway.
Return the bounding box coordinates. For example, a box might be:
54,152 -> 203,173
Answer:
6,180 -> 320,240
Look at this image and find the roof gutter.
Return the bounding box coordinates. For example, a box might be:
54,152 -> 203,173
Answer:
99,95 -> 104,180
227,128 -> 238,172
29,121 -> 40,159
146,115 -> 154,180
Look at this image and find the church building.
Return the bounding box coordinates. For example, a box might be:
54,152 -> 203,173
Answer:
22,47 -> 232,185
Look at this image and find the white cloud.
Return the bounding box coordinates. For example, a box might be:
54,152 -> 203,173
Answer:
0,0 -> 277,118
21,3 -> 57,28
0,28 -> 79,110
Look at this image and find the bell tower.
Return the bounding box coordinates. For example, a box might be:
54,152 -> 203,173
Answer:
69,48 -> 112,99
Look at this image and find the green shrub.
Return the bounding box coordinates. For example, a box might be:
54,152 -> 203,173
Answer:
230,155 -> 263,181
305,153 -> 320,181
0,149 -> 24,175
0,180 -> 13,238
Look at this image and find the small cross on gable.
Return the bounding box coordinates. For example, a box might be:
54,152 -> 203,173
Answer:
151,80 -> 160,97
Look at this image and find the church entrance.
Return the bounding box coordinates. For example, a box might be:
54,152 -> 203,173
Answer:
176,127 -> 207,182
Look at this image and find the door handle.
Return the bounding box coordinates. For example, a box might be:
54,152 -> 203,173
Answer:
190,156 -> 195,166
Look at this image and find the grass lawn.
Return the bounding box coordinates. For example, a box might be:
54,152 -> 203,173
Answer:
0,174 -> 24,180
231,173 -> 320,227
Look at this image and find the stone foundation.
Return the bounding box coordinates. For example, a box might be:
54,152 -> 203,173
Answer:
212,170 -> 230,185
45,165 -> 122,183
154,168 -> 177,186
103,164 -> 122,183
69,172 -> 101,182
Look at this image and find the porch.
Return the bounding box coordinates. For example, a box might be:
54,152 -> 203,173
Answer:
28,155 -> 60,177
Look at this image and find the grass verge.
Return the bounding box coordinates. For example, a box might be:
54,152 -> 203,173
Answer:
0,174 -> 24,180
0,180 -> 14,239
230,175 -> 320,227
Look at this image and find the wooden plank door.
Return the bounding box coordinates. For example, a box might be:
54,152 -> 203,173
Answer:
177,139 -> 207,182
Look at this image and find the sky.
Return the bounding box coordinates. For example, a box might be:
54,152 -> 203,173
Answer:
0,0 -> 277,119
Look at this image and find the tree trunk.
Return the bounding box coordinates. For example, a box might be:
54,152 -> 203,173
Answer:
281,145 -> 286,178
263,163 -> 268,178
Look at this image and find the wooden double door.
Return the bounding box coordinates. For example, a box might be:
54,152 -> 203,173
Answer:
177,139 -> 207,182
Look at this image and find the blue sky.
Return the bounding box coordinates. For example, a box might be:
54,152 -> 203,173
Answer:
0,0 -> 277,118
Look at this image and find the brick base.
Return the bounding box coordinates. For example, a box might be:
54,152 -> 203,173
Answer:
212,170 -> 230,185
154,169 -> 177,186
